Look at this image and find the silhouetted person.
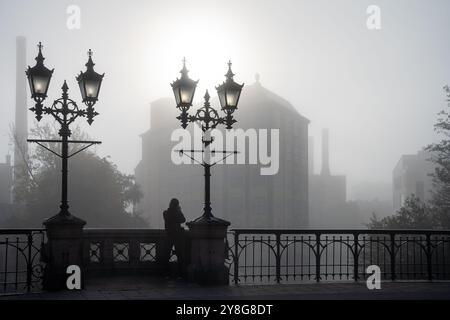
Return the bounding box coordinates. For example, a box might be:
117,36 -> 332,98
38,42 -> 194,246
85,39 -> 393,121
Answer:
163,198 -> 186,278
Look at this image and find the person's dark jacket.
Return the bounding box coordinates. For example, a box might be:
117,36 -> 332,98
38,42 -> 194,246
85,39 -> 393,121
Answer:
163,207 -> 186,236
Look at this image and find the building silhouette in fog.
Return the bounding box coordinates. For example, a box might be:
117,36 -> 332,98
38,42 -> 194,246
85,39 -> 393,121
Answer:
309,129 -> 350,227
135,77 -> 309,228
393,150 -> 436,211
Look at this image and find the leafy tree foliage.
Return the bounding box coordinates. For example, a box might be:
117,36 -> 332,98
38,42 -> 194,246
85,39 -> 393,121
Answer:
425,85 -> 450,228
6,123 -> 146,228
367,196 -> 435,229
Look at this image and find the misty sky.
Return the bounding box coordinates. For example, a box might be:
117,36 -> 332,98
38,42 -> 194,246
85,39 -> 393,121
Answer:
1,0 -> 449,199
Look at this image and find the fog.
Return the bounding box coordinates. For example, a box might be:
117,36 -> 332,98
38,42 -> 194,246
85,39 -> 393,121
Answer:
1,0 -> 449,200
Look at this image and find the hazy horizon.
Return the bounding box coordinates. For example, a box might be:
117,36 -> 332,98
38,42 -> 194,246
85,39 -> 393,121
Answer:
1,0 -> 449,201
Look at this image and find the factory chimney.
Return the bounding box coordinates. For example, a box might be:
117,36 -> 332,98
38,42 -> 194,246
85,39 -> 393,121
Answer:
13,36 -> 28,194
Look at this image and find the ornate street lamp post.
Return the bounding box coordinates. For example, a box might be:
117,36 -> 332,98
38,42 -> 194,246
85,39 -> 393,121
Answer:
26,43 -> 104,223
171,59 -> 243,285
171,58 -> 244,222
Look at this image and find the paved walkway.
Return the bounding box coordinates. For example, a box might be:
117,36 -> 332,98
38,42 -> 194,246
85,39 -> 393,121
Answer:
1,277 -> 450,300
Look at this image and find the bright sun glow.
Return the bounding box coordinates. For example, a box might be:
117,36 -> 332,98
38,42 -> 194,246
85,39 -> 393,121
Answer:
150,15 -> 241,104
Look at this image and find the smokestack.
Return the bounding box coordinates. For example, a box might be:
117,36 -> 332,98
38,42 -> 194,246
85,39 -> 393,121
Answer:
14,36 -> 28,184
321,128 -> 330,176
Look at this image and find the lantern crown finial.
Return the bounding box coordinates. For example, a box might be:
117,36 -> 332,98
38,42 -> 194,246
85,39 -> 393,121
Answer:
35,42 -> 45,65
225,60 -> 234,81
62,80 -> 68,93
85,49 -> 95,70
204,90 -> 210,102
180,57 -> 189,78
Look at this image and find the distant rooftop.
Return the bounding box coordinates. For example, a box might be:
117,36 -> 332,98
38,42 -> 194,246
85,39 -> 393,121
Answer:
240,77 -> 309,123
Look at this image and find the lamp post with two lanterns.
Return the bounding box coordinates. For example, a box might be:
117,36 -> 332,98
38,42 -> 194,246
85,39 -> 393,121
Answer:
26,42 -> 104,223
171,58 -> 244,223
171,58 -> 243,284
26,42 -> 105,290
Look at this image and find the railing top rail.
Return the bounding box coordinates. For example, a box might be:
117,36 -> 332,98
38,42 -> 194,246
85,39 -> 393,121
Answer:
230,228 -> 450,235
84,228 -> 166,230
83,228 -> 166,236
0,228 -> 45,235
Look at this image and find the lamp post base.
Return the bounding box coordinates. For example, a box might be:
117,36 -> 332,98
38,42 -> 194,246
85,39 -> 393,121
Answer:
42,213 -> 86,291
186,215 -> 230,286
43,211 -> 86,226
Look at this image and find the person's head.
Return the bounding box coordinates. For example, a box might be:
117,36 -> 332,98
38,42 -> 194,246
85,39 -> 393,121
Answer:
169,198 -> 180,210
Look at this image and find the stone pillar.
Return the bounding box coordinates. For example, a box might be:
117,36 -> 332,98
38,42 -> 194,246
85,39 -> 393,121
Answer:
187,216 -> 230,285
43,214 -> 86,291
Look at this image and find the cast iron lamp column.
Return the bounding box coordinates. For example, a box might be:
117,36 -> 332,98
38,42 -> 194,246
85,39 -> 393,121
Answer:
26,43 -> 104,222
25,42 -> 105,291
171,59 -> 243,285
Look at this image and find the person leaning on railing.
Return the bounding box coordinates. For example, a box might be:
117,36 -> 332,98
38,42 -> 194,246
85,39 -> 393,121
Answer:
163,198 -> 186,279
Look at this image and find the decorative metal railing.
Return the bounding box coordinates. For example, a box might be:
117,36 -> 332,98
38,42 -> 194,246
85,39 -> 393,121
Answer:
226,229 -> 450,284
3,228 -> 450,292
0,229 -> 46,294
82,229 -> 175,276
